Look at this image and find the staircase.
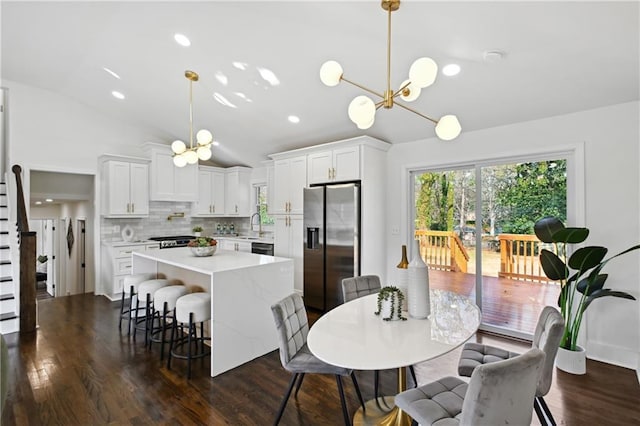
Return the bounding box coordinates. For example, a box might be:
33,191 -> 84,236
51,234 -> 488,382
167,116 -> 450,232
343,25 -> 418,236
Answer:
0,181 -> 18,334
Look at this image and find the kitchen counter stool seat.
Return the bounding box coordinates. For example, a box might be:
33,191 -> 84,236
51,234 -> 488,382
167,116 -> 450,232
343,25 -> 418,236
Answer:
167,292 -> 211,379
149,284 -> 188,360
119,272 -> 157,335
133,279 -> 173,344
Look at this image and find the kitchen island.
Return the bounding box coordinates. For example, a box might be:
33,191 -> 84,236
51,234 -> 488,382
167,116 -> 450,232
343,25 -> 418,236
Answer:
132,247 -> 294,377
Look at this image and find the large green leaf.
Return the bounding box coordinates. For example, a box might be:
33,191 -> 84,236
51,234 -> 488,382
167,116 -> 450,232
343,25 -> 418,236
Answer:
540,249 -> 569,281
534,217 -> 565,243
551,227 -> 589,244
568,246 -> 607,271
576,273 -> 608,295
582,289 -> 637,312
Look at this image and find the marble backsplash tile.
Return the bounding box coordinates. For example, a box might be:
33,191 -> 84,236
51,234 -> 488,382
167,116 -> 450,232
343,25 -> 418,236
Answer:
100,201 -> 254,242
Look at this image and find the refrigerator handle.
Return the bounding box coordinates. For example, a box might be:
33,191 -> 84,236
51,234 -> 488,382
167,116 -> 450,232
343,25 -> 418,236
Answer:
306,227 -> 319,249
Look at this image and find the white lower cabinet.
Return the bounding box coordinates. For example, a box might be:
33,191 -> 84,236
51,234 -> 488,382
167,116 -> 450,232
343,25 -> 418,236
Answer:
274,215 -> 303,293
101,242 -> 160,300
219,239 -> 252,253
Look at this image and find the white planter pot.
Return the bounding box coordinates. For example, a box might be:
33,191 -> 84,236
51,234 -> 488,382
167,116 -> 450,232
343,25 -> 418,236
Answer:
555,345 -> 586,375
380,295 -> 403,321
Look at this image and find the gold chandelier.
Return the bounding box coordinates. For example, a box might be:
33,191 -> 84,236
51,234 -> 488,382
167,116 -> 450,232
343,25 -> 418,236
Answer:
171,70 -> 213,167
319,0 -> 461,141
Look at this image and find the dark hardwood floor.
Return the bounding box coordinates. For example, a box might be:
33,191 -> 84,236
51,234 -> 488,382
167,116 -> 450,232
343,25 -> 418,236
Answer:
1,294 -> 639,425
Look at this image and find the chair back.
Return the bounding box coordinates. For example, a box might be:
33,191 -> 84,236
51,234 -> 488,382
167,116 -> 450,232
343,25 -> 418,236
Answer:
271,293 -> 309,367
532,306 -> 565,396
460,348 -> 545,426
341,275 -> 381,303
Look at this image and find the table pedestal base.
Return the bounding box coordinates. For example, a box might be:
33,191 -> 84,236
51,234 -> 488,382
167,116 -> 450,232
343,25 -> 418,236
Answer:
353,397 -> 412,426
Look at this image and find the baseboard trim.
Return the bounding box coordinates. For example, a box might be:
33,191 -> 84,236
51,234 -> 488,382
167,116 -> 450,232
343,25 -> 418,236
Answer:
586,341 -> 638,373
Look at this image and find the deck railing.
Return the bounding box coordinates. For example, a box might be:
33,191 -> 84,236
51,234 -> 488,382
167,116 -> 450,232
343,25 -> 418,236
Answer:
414,230 -> 469,273
498,233 -> 557,283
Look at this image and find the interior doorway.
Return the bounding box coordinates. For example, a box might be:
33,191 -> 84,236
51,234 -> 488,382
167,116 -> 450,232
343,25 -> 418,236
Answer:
30,218 -> 57,298
77,219 -> 86,294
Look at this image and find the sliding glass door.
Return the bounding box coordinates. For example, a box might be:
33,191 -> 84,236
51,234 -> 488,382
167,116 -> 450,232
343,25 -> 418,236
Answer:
411,156 -> 568,338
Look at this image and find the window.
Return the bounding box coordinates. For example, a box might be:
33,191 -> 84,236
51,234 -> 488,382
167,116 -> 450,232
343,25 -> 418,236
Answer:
254,183 -> 274,226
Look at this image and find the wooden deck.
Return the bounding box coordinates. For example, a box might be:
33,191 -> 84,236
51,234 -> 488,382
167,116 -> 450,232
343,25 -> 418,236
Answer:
428,269 -> 560,335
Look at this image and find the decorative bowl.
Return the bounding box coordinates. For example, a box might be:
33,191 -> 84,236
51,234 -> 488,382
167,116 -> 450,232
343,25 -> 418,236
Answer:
190,245 -> 217,257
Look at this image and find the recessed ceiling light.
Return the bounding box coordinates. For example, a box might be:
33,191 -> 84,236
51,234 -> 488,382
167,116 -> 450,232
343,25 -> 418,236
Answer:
35,201 -> 42,205
232,61 -> 248,70
257,67 -> 280,86
45,198 -> 53,203
174,33 -> 191,47
213,92 -> 237,108
103,67 -> 121,79
288,115 -> 300,124
483,50 -> 505,63
111,91 -> 125,100
212,141 -> 220,146
215,71 -> 228,86
442,64 -> 461,76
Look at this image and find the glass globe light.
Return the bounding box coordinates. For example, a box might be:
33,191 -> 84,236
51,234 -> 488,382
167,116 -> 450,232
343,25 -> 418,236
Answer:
399,79 -> 421,102
348,95 -> 375,126
319,60 -> 343,87
356,115 -> 375,130
435,115 -> 462,141
171,140 -> 187,154
173,154 -> 188,167
196,129 -> 213,145
197,146 -> 212,161
409,57 -> 438,88
184,149 -> 199,164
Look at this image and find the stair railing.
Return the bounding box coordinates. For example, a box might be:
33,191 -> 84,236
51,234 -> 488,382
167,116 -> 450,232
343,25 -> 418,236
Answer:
12,165 -> 36,333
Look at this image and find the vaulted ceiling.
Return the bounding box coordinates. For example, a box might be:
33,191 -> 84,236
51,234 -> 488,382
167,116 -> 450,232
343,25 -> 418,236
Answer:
2,1 -> 638,168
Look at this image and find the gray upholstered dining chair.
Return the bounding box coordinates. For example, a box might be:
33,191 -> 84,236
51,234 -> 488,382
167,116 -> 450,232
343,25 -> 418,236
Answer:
271,293 -> 365,425
457,305 -> 564,425
341,276 -> 418,393
395,347 -> 545,426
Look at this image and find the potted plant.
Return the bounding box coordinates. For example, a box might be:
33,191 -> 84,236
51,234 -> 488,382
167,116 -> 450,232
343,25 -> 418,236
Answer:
534,216 -> 639,374
374,286 -> 407,321
192,225 -> 203,237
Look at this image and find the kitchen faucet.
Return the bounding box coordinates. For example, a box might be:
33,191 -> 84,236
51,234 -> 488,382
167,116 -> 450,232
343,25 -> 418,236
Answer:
250,212 -> 263,237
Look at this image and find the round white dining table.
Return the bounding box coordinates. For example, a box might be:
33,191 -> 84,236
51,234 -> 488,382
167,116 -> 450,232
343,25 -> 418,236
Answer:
307,289 -> 481,426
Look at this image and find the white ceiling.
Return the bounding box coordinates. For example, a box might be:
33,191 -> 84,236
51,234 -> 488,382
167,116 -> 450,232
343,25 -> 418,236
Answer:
2,1 -> 639,168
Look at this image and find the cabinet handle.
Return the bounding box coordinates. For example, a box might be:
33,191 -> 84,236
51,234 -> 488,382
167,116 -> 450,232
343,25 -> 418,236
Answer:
333,167 -> 336,179
212,204 -> 215,213
126,203 -> 130,213
131,203 -> 134,212
235,205 -> 238,213
328,168 -> 331,179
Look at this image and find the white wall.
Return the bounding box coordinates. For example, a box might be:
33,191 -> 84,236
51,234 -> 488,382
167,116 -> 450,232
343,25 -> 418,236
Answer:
386,101 -> 640,370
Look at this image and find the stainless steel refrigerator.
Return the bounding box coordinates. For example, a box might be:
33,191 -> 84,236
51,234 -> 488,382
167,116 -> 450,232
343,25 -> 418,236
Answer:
303,183 -> 360,311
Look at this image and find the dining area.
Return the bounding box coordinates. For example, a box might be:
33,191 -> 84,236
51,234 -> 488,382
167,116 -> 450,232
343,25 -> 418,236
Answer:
270,275 -> 563,426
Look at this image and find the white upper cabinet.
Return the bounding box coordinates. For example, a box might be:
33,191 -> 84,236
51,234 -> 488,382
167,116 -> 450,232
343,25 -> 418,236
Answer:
100,157 -> 149,217
272,155 -> 306,215
307,146 -> 360,185
144,143 -> 198,202
193,167 -> 226,216
225,167 -> 252,216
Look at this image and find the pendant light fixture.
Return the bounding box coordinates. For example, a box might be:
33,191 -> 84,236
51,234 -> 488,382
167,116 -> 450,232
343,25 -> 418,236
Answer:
171,70 -> 213,167
319,0 -> 462,141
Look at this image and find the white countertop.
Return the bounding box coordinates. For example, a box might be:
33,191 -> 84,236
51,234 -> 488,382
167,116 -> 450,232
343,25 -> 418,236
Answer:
132,246 -> 288,275
214,235 -> 274,244
102,240 -> 157,247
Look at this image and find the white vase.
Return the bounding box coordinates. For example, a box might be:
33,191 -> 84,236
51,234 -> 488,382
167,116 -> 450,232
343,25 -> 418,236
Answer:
194,232 -> 202,237
555,345 -> 586,375
408,239 -> 430,319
